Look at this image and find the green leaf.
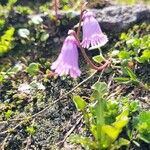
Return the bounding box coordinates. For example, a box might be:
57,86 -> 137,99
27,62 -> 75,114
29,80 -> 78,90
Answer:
8,0 -> 17,5
0,19 -> 5,29
118,138 -> 130,147
120,33 -> 128,40
135,57 -> 146,63
111,138 -> 130,149
102,125 -> 120,141
113,116 -> 129,129
139,134 -> 150,143
26,126 -> 36,135
90,124 -> 98,140
142,50 -> 150,59
15,6 -> 33,15
113,109 -> 129,129
138,111 -> 150,124
73,95 -> 87,111
126,38 -> 141,47
0,27 -> 15,56
91,82 -> 108,98
69,134 -> 98,149
118,50 -> 130,59
124,67 -> 137,81
26,63 -> 40,76
114,77 -> 130,82
92,55 -> 104,63
4,110 -> 13,119
135,50 -> 150,63
136,111 -> 150,141
0,74 -> 5,83
129,101 -> 140,113
103,109 -> 129,142
63,5 -> 70,11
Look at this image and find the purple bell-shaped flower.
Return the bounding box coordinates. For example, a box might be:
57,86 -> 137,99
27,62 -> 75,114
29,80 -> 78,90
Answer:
81,11 -> 108,49
51,31 -> 81,78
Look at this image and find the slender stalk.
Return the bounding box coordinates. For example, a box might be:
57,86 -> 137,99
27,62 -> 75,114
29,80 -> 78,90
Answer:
79,45 -> 110,71
76,1 -> 89,38
53,0 -> 59,19
72,32 -> 110,71
76,2 -> 87,38
96,98 -> 105,148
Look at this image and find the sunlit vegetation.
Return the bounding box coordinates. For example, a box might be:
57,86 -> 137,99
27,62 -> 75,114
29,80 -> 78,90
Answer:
0,0 -> 150,149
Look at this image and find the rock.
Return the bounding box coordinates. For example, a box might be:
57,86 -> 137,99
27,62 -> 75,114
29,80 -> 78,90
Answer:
95,5 -> 150,34
87,0 -> 111,9
60,5 -> 150,34
8,4 -> 150,38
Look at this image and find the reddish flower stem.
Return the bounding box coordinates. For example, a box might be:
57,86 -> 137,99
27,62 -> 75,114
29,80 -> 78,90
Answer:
80,47 -> 110,71
73,32 -> 110,71
76,3 -> 86,38
53,0 -> 59,19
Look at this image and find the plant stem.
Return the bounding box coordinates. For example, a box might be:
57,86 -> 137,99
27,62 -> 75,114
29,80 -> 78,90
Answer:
53,0 -> 59,19
96,98 -> 105,148
76,1 -> 88,39
73,32 -> 111,71
79,46 -> 110,71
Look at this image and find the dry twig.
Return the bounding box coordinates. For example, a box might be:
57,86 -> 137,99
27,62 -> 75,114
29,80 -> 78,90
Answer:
57,114 -> 83,146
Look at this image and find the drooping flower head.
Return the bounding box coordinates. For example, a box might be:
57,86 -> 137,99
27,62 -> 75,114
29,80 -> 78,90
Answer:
51,30 -> 81,78
81,11 -> 108,49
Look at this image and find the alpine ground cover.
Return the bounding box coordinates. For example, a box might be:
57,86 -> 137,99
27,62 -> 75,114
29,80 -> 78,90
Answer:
0,0 -> 150,149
